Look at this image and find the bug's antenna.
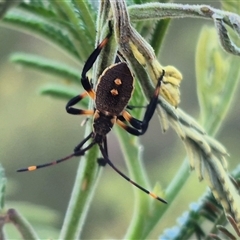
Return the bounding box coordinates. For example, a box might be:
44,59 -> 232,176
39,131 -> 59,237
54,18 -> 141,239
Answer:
98,144 -> 167,204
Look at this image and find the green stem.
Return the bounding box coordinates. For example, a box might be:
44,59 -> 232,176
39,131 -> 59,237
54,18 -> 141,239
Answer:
59,2 -> 116,238
7,208 -> 39,240
142,158 -> 190,238
115,117 -> 152,239
150,19 -> 170,57
128,3 -> 235,23
58,139 -> 100,240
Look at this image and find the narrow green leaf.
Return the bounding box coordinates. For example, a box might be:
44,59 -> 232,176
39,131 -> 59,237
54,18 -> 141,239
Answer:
39,84 -> 78,99
18,1 -> 56,19
3,11 -> 80,60
10,53 -> 80,83
16,1 -> 90,59
71,0 -> 96,40
0,0 -> 21,19
50,0 -> 94,59
39,84 -> 88,109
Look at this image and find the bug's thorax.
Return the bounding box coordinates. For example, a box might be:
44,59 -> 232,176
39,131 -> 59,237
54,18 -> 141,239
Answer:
92,110 -> 116,143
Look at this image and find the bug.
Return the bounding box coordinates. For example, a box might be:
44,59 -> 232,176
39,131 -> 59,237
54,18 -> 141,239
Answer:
17,26 -> 167,204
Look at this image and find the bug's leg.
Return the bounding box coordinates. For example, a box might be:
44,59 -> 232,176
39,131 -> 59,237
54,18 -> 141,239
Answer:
120,70 -> 165,135
66,91 -> 95,115
74,132 -> 93,152
97,138 -> 108,167
17,153 -> 76,172
17,132 -> 94,172
116,119 -> 143,136
126,105 -> 147,110
81,25 -> 113,99
98,143 -> 167,203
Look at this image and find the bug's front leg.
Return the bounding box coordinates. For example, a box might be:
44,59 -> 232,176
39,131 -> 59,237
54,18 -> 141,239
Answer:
66,92 -> 94,116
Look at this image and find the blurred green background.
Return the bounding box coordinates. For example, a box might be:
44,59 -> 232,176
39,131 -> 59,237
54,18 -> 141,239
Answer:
0,0 -> 240,239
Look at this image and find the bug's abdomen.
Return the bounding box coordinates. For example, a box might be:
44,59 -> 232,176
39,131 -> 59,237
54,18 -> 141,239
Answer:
95,62 -> 134,116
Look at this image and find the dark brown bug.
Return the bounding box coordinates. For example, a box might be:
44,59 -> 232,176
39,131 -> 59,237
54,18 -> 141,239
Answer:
17,25 -> 166,203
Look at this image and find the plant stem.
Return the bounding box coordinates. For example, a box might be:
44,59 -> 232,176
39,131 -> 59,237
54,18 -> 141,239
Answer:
7,208 -> 39,240
59,2 -> 117,238
141,158 -> 190,239
116,129 -> 152,239
58,138 -> 101,240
